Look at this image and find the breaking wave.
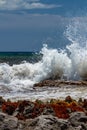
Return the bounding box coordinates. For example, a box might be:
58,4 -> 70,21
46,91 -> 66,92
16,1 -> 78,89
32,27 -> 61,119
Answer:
0,18 -> 87,93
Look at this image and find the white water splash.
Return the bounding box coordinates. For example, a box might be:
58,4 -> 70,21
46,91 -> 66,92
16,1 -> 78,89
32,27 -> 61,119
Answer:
66,19 -> 87,80
0,44 -> 71,92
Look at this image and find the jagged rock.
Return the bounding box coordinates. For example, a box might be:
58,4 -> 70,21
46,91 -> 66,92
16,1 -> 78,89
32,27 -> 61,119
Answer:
23,103 -> 35,118
68,112 -> 87,129
1,97 -> 87,130
2,118 -> 18,130
0,112 -> 18,130
24,115 -> 69,130
0,111 -> 87,130
42,106 -> 55,116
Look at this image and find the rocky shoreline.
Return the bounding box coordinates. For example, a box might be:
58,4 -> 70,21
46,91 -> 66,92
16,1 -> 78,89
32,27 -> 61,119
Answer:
34,79 -> 87,87
0,96 -> 87,130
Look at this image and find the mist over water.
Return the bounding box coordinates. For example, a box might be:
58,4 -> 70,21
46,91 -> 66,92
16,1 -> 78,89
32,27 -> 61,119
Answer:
0,19 -> 87,100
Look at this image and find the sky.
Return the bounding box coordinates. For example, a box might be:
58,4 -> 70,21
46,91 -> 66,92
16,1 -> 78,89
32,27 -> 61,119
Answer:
0,0 -> 87,51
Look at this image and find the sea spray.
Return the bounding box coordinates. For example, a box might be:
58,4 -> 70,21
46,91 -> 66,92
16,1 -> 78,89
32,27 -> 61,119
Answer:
40,44 -> 71,80
66,19 -> 87,80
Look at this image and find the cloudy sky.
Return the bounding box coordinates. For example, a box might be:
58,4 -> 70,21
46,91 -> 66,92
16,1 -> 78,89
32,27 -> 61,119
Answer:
0,0 -> 87,51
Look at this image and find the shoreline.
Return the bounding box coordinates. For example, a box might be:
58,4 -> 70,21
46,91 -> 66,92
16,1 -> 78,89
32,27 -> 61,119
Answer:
0,79 -> 87,101
0,80 -> 87,129
34,79 -> 87,87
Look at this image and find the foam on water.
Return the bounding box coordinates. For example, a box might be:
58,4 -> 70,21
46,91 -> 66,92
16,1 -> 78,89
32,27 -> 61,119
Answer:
0,44 -> 71,92
0,19 -> 87,100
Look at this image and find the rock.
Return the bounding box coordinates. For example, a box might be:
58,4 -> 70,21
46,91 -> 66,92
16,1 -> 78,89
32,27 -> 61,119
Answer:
0,112 -> 18,130
68,112 -> 87,128
24,115 -> 69,130
0,112 -> 27,130
1,116 -> 18,130
34,80 -> 87,87
65,96 -> 73,103
0,112 -> 6,121
42,106 -> 55,116
78,116 -> 87,122
0,96 -> 5,105
0,111 -> 87,130
23,103 -> 35,118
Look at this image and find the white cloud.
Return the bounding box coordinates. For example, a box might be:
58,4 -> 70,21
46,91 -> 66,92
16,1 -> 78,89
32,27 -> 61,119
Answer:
23,2 -> 61,9
0,0 -> 61,10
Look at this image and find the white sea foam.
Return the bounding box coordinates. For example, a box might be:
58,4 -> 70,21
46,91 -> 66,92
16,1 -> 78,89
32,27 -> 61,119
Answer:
0,44 -> 72,92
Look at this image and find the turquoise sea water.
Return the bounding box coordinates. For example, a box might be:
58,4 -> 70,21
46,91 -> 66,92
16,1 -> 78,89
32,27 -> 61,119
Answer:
0,52 -> 41,65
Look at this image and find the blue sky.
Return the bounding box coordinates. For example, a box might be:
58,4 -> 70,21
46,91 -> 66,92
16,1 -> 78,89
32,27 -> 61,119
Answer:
0,0 -> 87,51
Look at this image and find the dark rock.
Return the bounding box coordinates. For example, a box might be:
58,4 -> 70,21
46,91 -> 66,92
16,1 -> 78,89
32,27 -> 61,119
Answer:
0,96 -> 5,105
42,106 -> 55,116
34,80 -> 87,87
23,103 -> 34,115
65,96 -> 73,103
79,116 -> 87,122
81,124 -> 87,130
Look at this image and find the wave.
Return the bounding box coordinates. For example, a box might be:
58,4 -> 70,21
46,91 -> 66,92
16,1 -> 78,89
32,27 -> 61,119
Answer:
0,46 -> 71,91
0,19 -> 87,92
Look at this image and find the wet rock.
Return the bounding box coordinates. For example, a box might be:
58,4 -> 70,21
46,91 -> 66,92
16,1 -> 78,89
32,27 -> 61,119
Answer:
34,79 -> 87,87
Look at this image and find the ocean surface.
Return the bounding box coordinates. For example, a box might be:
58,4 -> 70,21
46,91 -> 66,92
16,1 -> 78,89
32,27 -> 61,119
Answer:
0,19 -> 87,101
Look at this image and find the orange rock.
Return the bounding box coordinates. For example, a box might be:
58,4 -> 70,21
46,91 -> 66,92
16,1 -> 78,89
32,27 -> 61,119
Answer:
2,101 -> 18,115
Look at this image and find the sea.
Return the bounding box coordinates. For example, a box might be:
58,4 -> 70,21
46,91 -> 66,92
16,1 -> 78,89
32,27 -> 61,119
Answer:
0,19 -> 87,101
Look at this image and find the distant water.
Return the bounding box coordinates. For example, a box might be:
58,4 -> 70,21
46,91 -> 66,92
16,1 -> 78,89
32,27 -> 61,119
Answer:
0,52 -> 42,65
0,18 -> 87,100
